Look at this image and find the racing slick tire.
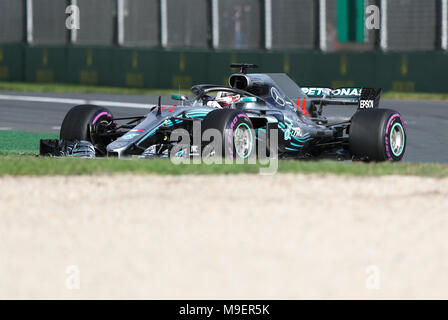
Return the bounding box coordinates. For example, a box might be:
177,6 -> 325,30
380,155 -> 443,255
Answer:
201,109 -> 255,160
349,108 -> 406,162
60,104 -> 114,142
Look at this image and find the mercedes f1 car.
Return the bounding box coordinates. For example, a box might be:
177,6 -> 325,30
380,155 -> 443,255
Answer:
40,64 -> 406,162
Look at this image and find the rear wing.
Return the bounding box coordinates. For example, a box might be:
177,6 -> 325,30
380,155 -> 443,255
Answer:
301,87 -> 382,109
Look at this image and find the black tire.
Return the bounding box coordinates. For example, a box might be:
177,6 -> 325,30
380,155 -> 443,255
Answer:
349,108 -> 406,161
60,104 -> 114,142
201,109 -> 255,160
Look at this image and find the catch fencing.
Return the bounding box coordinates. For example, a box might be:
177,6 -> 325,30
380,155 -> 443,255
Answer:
0,0 -> 446,51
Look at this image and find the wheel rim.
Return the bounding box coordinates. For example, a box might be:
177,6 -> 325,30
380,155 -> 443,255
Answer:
390,122 -> 405,157
234,123 -> 253,159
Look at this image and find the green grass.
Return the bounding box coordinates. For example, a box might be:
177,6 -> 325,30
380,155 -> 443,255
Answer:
0,156 -> 446,177
1,130 -> 447,177
0,81 -> 190,96
1,81 -> 448,101
1,130 -> 446,177
0,130 -> 58,155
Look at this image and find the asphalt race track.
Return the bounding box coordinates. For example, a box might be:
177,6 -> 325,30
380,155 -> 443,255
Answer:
0,91 -> 446,163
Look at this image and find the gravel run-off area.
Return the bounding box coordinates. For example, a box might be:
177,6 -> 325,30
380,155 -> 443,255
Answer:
1,174 -> 447,299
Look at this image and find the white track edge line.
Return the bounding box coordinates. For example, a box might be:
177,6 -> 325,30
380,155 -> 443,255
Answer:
0,94 -> 150,109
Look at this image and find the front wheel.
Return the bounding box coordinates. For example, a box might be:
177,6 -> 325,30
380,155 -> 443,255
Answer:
349,109 -> 406,161
60,104 -> 115,154
201,109 -> 255,160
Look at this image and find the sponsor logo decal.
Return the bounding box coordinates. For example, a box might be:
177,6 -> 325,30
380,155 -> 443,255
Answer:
302,87 -> 361,97
295,97 -> 310,118
270,87 -> 285,106
161,105 -> 177,112
301,87 -> 325,96
359,100 -> 374,108
331,88 -> 361,96
291,127 -> 303,137
122,133 -> 140,140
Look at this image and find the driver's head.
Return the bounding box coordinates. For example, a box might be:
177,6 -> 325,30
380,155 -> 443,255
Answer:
215,93 -> 240,108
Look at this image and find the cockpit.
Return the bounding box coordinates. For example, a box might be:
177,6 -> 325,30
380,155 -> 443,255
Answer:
188,65 -> 308,111
190,86 -> 261,110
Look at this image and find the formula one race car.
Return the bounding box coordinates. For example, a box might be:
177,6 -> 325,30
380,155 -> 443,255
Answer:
40,64 -> 406,162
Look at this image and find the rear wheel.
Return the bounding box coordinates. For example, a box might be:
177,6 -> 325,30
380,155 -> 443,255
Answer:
349,108 -> 406,161
201,109 -> 255,160
60,104 -> 115,153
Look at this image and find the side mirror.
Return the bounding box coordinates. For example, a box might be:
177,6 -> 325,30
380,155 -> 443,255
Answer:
171,94 -> 189,101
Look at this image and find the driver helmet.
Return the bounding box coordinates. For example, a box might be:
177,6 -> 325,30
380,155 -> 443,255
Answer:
207,92 -> 241,108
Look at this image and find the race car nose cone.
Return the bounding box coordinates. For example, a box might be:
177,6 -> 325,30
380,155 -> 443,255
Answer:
107,140 -> 129,151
